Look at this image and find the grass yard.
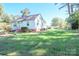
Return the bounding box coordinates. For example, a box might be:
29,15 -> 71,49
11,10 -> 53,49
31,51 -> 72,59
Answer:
0,29 -> 79,56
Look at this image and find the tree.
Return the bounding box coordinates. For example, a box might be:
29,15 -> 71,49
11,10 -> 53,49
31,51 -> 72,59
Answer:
66,10 -> 79,29
52,17 -> 66,29
0,4 -> 12,23
52,17 -> 60,26
71,4 -> 74,13
0,4 -> 4,16
55,3 -> 74,15
1,14 -> 13,23
21,8 -> 30,17
55,3 -> 79,15
72,3 -> 79,11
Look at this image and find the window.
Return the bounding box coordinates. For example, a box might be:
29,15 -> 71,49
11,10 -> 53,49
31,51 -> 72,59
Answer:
14,24 -> 16,27
27,22 -> 29,26
37,22 -> 39,25
37,20 -> 39,25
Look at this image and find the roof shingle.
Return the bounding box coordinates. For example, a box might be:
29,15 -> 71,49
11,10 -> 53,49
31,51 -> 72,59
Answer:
12,14 -> 40,23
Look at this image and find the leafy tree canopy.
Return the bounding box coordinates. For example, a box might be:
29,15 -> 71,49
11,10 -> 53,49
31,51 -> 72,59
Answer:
66,10 -> 79,24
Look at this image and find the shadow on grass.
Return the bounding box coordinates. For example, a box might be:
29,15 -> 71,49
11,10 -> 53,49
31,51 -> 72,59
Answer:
0,30 -> 79,56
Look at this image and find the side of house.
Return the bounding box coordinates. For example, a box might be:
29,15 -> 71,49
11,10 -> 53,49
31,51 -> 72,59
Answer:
11,14 -> 47,32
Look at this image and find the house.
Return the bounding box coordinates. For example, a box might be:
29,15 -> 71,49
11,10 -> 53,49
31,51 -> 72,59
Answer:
11,14 -> 47,32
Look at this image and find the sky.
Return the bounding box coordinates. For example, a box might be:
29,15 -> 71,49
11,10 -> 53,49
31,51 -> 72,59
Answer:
2,3 -> 68,25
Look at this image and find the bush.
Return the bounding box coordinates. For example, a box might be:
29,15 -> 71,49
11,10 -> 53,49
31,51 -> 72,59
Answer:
5,25 -> 11,32
0,23 -> 11,32
21,27 -> 29,32
0,29 -> 5,35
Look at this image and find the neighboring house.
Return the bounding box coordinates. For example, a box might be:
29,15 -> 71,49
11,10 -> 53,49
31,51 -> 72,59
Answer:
11,14 -> 47,32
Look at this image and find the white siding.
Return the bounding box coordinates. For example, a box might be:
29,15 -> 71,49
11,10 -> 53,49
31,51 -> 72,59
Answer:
35,15 -> 42,30
11,15 -> 47,31
35,15 -> 47,29
19,20 -> 36,29
41,22 -> 47,29
11,22 -> 19,30
11,20 -> 36,30
27,21 -> 36,29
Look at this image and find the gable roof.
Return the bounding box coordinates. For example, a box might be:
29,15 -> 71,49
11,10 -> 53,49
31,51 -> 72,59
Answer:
11,14 -> 41,23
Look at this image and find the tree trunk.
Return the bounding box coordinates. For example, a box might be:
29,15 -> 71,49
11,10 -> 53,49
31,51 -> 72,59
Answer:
67,3 -> 71,16
71,4 -> 74,13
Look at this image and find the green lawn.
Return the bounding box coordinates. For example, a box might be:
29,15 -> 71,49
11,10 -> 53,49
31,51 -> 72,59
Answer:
0,29 -> 79,56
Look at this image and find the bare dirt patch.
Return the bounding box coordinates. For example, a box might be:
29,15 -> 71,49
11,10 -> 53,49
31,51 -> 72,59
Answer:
0,33 -> 14,37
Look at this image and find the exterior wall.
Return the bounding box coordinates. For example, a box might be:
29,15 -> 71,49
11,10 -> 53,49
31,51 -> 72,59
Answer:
28,21 -> 36,29
41,22 -> 47,29
35,15 -> 47,31
11,22 -> 19,30
35,15 -> 42,31
11,20 -> 36,31
19,20 -> 36,29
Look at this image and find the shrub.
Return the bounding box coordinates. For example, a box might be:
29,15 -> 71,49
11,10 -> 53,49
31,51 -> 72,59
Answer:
0,23 -> 11,32
21,27 -> 28,32
5,25 -> 11,32
0,29 -> 5,35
